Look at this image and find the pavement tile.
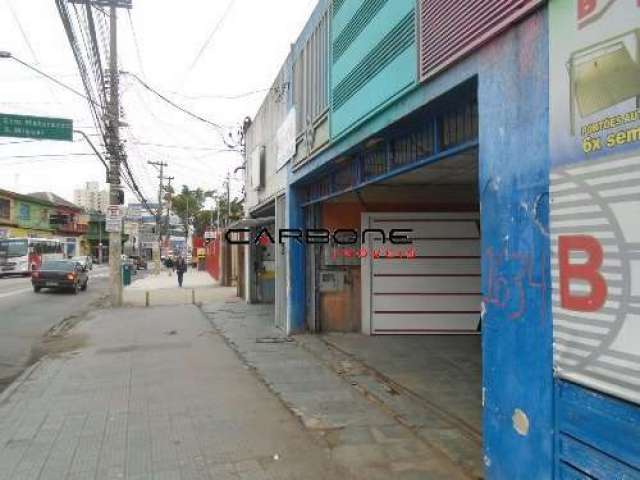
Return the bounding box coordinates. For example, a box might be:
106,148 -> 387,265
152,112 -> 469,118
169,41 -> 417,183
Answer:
204,300 -> 472,480
0,302 -> 347,480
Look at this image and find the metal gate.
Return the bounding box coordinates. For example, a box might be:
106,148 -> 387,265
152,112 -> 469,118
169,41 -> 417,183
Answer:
361,212 -> 481,335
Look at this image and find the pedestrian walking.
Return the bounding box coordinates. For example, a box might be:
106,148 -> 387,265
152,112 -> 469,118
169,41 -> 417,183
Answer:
176,255 -> 187,288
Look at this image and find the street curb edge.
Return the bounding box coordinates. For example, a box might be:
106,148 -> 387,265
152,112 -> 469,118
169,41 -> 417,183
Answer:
0,359 -> 45,406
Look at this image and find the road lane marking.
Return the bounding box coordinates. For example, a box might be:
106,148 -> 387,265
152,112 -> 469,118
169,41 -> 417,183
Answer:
0,288 -> 32,299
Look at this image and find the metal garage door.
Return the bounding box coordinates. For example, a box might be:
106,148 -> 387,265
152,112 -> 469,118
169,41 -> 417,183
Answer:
362,212 -> 481,335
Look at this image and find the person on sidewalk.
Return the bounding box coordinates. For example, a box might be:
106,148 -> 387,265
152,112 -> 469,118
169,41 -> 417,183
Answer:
176,255 -> 187,287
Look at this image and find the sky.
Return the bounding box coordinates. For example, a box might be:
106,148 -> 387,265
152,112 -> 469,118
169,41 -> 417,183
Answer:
0,0 -> 318,204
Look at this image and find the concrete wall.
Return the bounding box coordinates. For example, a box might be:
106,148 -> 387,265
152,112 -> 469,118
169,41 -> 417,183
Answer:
244,59 -> 292,214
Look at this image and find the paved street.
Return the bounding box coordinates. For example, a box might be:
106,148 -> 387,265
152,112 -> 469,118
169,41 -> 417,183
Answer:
0,304 -> 346,480
0,265 -> 111,390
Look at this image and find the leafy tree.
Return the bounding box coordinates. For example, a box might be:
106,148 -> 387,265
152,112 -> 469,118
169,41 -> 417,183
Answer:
169,185 -> 244,237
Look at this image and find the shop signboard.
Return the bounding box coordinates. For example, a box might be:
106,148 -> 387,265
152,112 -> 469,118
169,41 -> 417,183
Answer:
105,205 -> 123,233
276,107 -> 296,171
550,0 -> 640,405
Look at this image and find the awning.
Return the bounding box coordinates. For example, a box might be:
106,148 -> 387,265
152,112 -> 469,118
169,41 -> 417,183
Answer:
226,216 -> 275,229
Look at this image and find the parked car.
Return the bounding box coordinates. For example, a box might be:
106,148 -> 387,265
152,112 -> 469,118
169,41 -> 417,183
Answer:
31,260 -> 89,294
71,255 -> 93,271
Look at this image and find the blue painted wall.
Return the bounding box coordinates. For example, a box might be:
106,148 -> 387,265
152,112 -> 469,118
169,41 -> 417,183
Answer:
478,11 -> 553,479
288,6 -> 563,477
286,185 -> 306,333
330,0 -> 416,139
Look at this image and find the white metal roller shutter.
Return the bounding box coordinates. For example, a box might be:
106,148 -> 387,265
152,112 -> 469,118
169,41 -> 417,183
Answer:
362,212 -> 481,335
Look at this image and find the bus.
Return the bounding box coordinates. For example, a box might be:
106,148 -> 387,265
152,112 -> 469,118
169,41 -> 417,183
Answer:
0,238 -> 65,276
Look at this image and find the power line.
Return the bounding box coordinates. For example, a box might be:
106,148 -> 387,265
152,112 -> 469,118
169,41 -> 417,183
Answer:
5,0 -> 38,62
7,55 -> 99,107
55,1 -> 153,222
127,9 -> 146,78
169,87 -> 270,101
186,0 -> 236,74
120,71 -> 239,146
0,153 -> 95,160
129,141 -> 237,152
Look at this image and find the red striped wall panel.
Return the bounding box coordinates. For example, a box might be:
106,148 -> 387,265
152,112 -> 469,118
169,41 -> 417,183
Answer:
418,0 -> 543,81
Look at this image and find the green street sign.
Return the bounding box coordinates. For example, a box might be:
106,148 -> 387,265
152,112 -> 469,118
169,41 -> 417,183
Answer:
0,113 -> 73,141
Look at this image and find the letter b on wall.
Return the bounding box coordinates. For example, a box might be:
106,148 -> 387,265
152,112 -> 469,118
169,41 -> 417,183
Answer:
558,235 -> 608,312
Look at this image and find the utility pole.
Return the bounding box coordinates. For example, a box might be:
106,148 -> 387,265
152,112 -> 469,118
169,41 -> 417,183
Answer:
107,0 -> 123,307
148,160 -> 167,273
165,176 -> 174,255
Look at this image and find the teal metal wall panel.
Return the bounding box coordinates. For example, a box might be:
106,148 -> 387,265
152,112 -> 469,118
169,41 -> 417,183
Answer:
330,0 -> 416,139
331,46 -> 416,139
331,0 -> 361,41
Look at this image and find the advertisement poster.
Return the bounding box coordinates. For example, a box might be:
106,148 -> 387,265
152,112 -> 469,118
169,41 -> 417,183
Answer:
550,0 -> 640,404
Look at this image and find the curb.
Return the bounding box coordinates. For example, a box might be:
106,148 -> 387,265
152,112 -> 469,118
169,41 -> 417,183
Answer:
0,359 -> 44,406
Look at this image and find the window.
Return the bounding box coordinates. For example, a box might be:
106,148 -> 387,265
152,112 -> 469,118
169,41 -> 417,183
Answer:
0,198 -> 9,219
19,203 -> 30,221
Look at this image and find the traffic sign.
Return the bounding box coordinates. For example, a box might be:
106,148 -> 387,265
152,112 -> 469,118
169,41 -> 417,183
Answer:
105,205 -> 123,233
0,113 -> 72,141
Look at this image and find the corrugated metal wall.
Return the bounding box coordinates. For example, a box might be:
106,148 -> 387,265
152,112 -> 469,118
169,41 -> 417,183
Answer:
293,10 -> 329,137
330,0 -> 417,139
418,0 -> 542,81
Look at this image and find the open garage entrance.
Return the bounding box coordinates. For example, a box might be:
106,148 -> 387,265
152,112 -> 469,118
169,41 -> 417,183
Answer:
302,134 -> 483,474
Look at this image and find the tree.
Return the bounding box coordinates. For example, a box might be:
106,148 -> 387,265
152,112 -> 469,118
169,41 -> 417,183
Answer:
170,184 -> 244,238
171,186 -> 208,239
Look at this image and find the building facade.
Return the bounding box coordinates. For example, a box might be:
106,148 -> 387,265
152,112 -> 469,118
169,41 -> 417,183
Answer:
0,190 -> 15,239
239,0 -> 640,477
0,189 -> 89,257
73,181 -> 109,213
29,192 -> 88,257
86,212 -> 107,263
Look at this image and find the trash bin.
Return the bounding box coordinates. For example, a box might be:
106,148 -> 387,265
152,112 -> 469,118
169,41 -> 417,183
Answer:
122,264 -> 131,286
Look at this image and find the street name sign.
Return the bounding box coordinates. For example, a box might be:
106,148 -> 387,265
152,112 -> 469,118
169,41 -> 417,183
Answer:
0,113 -> 73,141
105,205 -> 123,233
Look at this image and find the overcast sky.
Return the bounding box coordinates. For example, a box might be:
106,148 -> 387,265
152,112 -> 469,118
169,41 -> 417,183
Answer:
0,0 -> 318,203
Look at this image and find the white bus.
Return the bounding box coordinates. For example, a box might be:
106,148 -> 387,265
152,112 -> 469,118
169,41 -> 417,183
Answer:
0,238 -> 65,276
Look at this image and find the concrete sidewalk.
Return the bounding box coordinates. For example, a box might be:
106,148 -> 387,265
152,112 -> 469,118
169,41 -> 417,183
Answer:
203,300 -> 472,480
124,269 -> 228,307
0,305 -> 346,480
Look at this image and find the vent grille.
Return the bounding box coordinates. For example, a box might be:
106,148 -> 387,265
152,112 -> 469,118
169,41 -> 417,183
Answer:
419,0 -> 540,81
332,0 -> 347,17
332,11 -> 415,111
333,0 -> 388,63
